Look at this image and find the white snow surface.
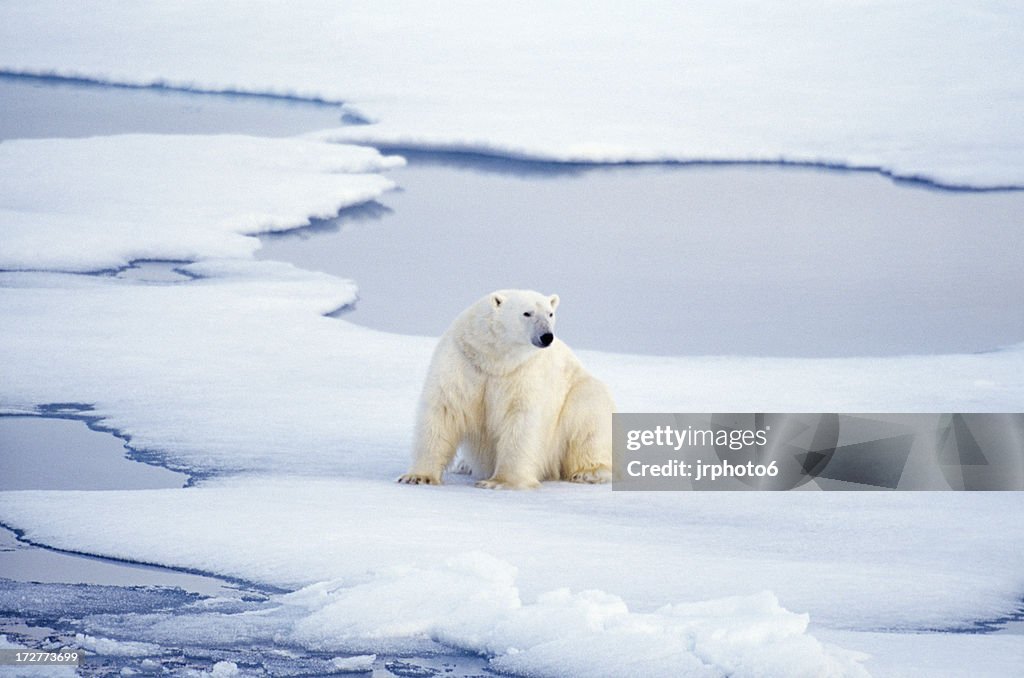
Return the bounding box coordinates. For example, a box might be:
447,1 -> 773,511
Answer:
1,2 -> 1022,188
0,135 -> 402,272
815,629 -> 1024,678
5,481 -> 1024,676
1,165 -> 1023,673
1,10 -> 1022,671
2,478 -> 1022,637
216,553 -> 870,676
2,263 -> 1022,475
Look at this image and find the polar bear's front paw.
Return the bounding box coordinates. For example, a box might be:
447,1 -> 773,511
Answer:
475,477 -> 541,490
568,467 -> 612,484
397,473 -> 441,485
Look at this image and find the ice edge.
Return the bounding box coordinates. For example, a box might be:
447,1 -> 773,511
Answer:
4,70 -> 1020,194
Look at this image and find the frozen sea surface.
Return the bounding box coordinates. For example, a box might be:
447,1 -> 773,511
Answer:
2,43 -> 1023,677
2,2 -> 1022,188
5,73 -> 1022,358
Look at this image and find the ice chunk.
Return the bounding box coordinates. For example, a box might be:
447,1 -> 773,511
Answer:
282,553 -> 868,676
73,634 -> 160,657
209,661 -> 239,677
330,654 -> 375,673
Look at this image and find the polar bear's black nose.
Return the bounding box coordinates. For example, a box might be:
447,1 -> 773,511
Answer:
539,332 -> 554,347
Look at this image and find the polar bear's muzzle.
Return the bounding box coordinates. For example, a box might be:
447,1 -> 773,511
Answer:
534,332 -> 554,348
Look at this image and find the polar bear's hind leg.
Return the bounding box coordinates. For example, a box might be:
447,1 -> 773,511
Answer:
559,378 -> 614,484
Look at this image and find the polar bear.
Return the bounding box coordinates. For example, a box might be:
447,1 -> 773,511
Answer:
397,290 -> 614,489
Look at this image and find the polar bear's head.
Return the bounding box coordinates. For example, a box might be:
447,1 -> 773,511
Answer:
489,289 -> 560,349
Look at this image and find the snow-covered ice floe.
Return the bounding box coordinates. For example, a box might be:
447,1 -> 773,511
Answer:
3,477 -> 1024,674
0,127 -> 1022,675
72,633 -> 161,658
1,4 -> 1023,675
3,479 -> 1023,636
1,1 -> 1022,189
1,136 -> 1021,472
3,259 -> 1023,475
0,135 -> 402,272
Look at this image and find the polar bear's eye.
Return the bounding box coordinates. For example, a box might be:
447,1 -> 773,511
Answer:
523,312 -> 532,317
549,313 -> 554,317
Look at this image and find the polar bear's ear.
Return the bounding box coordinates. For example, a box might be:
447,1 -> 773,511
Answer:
491,293 -> 506,308
549,294 -> 560,310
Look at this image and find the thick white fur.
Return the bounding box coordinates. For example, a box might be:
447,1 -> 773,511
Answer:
398,290 -> 615,489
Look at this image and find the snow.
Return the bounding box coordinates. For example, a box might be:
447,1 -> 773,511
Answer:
7,551 -> 870,675
1,2 -> 1022,189
1,136 -> 1022,673
0,263 -> 423,474
2,263 -> 1022,477
1,4 -> 1022,675
269,554 -> 868,677
2,479 -> 1022,638
1,145 -> 1021,472
816,629 -> 1024,678
0,135 -> 402,272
